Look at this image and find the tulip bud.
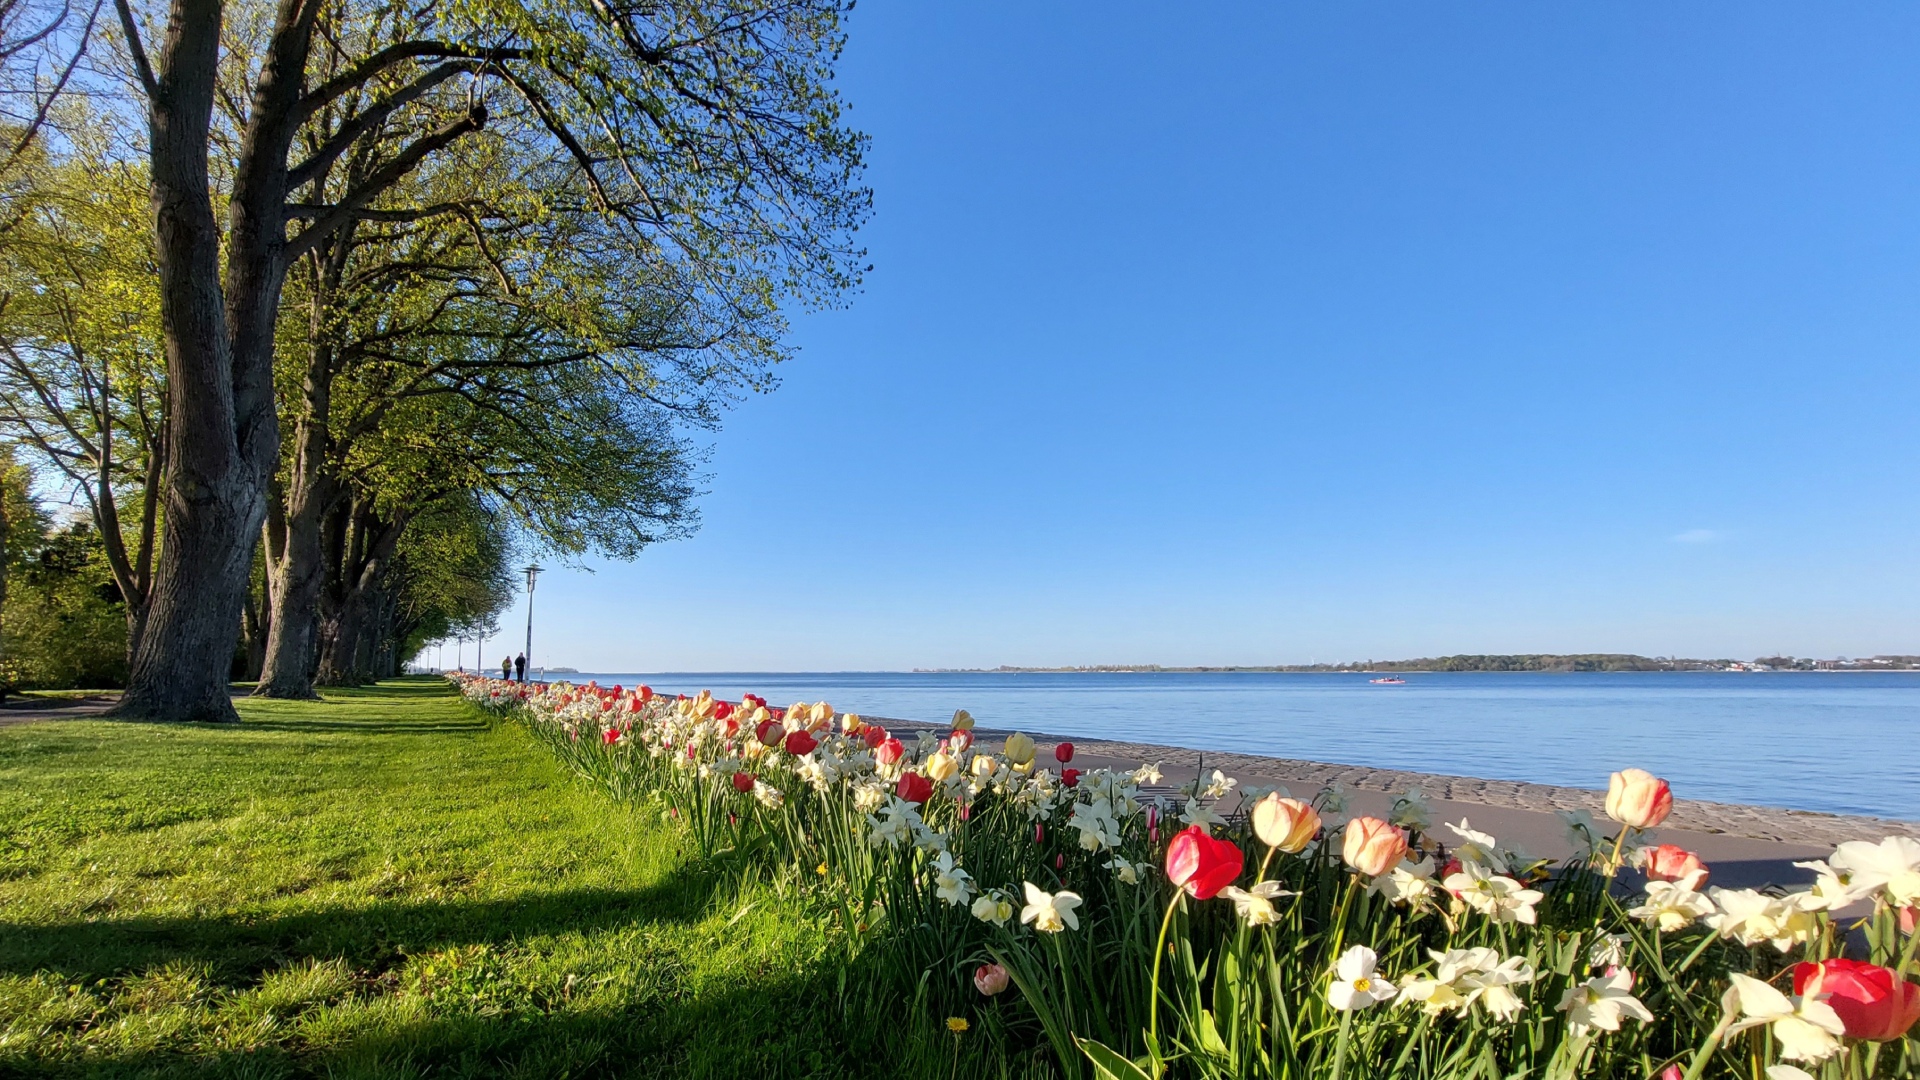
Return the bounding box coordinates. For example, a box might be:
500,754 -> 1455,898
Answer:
973,963 -> 1010,996
713,700 -> 733,722
756,719 -> 784,747
732,771 -> 755,793
862,725 -> 888,749
841,712 -> 864,736
951,709 -> 976,732
1605,768 -> 1674,829
1054,742 -> 1074,764
970,754 -> 997,778
809,701 -> 835,729
784,730 -> 818,757
925,751 -> 959,782
876,737 -> 905,766
1003,732 -> 1036,766
1641,843 -> 1709,886
1061,768 -> 1080,788
947,730 -> 974,754
638,685 -> 653,702
1251,794 -> 1321,854
1341,816 -> 1409,877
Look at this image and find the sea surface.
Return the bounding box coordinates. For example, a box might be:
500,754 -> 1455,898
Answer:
546,670 -> 1920,822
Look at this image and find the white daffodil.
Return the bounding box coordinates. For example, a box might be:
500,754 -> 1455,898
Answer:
1020,881 -> 1083,933
1724,972 -> 1846,1063
1218,880 -> 1296,926
1106,855 -> 1147,885
1829,836 -> 1920,907
1390,788 -> 1433,832
752,780 -> 784,809
852,783 -> 889,813
970,891 -> 1014,926
1558,969 -> 1653,1036
1405,947 -> 1535,1022
1068,798 -> 1124,851
1628,877 -> 1716,931
1588,932 -> 1629,970
929,850 -> 975,907
1132,762 -> 1164,785
1368,856 -> 1436,906
1199,769 -> 1238,800
1789,859 -> 1860,912
1327,946 -> 1397,1011
1180,798 -> 1226,832
1704,888 -> 1820,953
1445,819 -> 1507,873
1766,1067 -> 1818,1080
1443,861 -> 1543,924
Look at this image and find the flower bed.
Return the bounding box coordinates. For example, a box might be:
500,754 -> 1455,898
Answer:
454,674 -> 1920,1079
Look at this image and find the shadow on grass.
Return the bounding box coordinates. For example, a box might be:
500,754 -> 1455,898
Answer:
0,864 -> 726,987
0,969 -> 874,1080
233,719 -> 490,736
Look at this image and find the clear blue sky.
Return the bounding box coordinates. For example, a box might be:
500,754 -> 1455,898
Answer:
482,2 -> 1920,673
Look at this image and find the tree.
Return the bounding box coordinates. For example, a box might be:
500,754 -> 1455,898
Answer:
106,0 -> 867,721
0,135 -> 168,659
254,124 -> 743,697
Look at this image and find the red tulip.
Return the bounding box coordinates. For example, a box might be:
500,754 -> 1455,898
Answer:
1034,822 -> 1044,844
1643,844 -> 1709,886
1061,768 -> 1081,787
1054,742 -> 1075,764
1794,958 -> 1920,1041
948,730 -> 974,753
1055,853 -> 1064,870
784,730 -> 818,756
756,719 -> 783,747
875,737 -> 905,765
714,700 -> 734,721
1164,824 -> 1243,899
897,772 -> 934,804
638,685 -> 652,701
602,729 -> 621,745
862,725 -> 889,749
723,717 -> 740,738
732,771 -> 755,793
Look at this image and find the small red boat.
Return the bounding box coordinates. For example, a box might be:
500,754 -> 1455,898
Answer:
1368,677 -> 1406,684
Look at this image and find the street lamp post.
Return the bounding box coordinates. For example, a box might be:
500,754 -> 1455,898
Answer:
523,564 -> 543,681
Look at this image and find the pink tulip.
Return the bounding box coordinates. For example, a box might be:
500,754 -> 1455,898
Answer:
1605,768 -> 1673,829
1341,817 -> 1409,877
974,963 -> 1010,996
1642,843 -> 1708,886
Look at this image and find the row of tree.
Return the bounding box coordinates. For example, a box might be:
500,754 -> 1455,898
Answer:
0,0 -> 867,714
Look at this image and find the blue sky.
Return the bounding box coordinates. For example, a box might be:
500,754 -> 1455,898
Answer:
477,2 -> 1920,673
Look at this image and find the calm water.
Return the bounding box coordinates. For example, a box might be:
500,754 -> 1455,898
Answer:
550,671 -> 1920,821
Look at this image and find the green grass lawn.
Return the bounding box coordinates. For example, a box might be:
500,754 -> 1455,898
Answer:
0,678 -> 865,1079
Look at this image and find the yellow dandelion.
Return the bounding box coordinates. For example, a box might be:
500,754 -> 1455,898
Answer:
946,1016 -> 969,1034
816,861 -> 828,876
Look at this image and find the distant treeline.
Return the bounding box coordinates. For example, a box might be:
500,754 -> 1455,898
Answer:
925,653 -> 1920,674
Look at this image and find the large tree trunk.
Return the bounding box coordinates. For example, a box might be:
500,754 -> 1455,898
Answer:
254,416 -> 333,696
114,0 -> 315,722
315,500 -> 403,686
114,0 -> 254,724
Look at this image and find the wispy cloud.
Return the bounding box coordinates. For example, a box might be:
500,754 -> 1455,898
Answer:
1671,528 -> 1720,544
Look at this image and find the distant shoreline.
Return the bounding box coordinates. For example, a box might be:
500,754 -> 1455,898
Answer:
907,652 -> 1920,674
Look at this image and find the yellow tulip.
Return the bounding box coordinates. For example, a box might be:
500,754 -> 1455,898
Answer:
809,701 -> 835,730
971,754 -> 998,778
1003,732 -> 1036,766
951,709 -> 976,732
926,751 -> 959,782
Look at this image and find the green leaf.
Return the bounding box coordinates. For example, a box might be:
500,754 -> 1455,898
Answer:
1076,1036 -> 1156,1080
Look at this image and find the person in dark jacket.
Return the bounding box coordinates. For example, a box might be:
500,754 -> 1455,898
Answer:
514,653 -> 527,682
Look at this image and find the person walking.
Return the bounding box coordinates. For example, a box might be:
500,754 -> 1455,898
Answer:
500,656 -> 512,681
514,653 -> 527,682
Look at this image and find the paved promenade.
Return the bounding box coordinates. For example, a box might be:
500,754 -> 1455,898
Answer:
878,714 -> 1917,891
